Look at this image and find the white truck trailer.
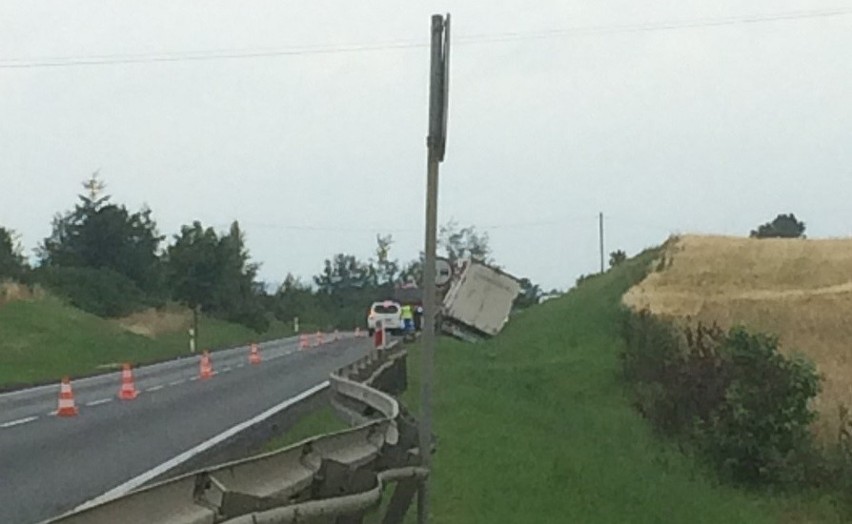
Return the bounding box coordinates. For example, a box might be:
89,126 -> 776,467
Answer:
439,260 -> 521,342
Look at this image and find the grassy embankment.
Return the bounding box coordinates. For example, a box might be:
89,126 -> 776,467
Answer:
0,295 -> 302,388
623,234 -> 852,438
268,250 -> 844,523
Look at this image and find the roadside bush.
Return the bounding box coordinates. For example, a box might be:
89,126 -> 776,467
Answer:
825,406 -> 852,515
32,266 -> 149,317
221,299 -> 271,333
621,310 -> 821,486
575,273 -> 601,287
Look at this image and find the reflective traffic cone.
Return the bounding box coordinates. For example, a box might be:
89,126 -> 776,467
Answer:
199,351 -> 213,379
118,363 -> 138,400
249,343 -> 261,365
57,377 -> 79,417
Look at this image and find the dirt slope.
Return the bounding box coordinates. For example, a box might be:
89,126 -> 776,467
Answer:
623,234 -> 852,438
114,306 -> 192,337
0,281 -> 39,306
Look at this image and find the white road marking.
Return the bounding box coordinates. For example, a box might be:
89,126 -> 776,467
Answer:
86,398 -> 112,407
236,363 -> 245,368
73,381 -> 331,512
221,367 -> 232,373
146,385 -> 164,392
46,410 -> 58,416
0,416 -> 38,428
189,376 -> 199,381
168,380 -> 184,387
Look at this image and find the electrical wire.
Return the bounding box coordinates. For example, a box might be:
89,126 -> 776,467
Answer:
456,6 -> 852,45
220,214 -> 603,235
1,6 -> 850,69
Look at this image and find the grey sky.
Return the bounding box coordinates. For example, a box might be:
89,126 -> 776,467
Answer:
1,1 -> 850,292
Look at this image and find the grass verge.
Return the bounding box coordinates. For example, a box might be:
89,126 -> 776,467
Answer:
262,406 -> 347,452
0,296 -> 301,388
276,249 -> 845,523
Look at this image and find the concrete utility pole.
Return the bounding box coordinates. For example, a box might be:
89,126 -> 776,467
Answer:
419,13 -> 450,524
599,212 -> 605,273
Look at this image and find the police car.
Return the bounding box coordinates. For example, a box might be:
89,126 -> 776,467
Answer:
367,300 -> 403,336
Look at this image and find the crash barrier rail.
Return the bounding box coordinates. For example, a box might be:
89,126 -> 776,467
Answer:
46,340 -> 428,524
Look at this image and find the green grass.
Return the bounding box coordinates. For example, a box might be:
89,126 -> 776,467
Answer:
406,253 -> 844,523
0,296 -> 300,388
262,406 -> 347,452
278,250 -> 844,523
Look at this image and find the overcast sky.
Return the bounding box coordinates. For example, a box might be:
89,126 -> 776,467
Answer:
1,1 -> 850,292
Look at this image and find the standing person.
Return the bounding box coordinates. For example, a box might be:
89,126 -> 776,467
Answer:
401,303 -> 414,334
414,304 -> 424,331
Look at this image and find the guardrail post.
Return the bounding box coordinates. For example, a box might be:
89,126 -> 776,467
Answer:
382,479 -> 419,524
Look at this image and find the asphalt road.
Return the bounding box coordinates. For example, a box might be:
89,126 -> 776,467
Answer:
0,334 -> 370,524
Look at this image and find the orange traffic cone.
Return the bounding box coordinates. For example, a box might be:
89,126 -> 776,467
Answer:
299,334 -> 309,350
249,343 -> 261,365
118,363 -> 138,400
199,351 -> 213,379
57,377 -> 79,417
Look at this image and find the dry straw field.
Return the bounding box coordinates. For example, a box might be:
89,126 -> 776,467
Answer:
623,234 -> 852,438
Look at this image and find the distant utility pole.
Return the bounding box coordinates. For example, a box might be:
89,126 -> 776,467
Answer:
599,212 -> 605,273
420,12 -> 450,524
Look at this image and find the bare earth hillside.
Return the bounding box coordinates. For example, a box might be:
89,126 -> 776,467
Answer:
623,234 -> 852,438
0,282 -> 38,306
114,306 -> 192,337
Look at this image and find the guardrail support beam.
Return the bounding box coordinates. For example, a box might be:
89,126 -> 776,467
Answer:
382,479 -> 419,524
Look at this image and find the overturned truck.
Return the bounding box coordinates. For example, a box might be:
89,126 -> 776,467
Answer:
394,260 -> 522,342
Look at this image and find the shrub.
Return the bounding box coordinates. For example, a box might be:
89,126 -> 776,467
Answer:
750,213 -> 806,239
693,328 -> 820,484
609,249 -> 627,267
32,266 -> 149,317
621,310 -> 821,486
222,300 -> 271,333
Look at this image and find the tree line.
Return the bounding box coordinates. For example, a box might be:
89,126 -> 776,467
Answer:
0,174 -> 547,332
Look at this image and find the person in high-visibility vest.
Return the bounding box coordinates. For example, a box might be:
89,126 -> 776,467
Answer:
401,304 -> 414,334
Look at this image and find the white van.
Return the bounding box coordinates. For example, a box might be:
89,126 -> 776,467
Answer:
367,300 -> 403,336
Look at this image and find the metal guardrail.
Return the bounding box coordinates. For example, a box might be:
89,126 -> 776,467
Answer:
46,341 -> 427,524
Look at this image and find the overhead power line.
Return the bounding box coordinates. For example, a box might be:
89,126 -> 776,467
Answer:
458,6 -> 852,45
1,6 -> 850,69
225,214 -> 611,235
